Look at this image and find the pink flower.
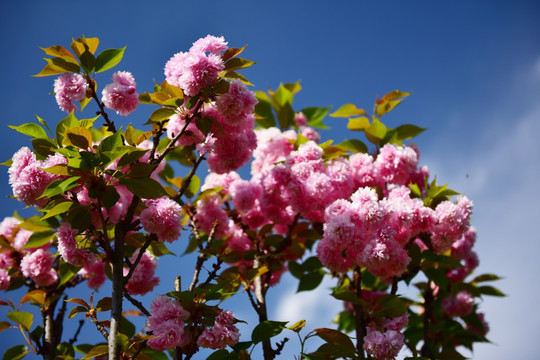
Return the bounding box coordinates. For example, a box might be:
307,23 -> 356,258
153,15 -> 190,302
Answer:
229,179 -> 261,212
147,295 -> 190,351
431,196 -> 473,252
57,222 -> 95,267
442,290 -> 474,318
20,249 -> 58,287
294,112 -> 308,127
167,113 -> 205,147
191,35 -> 228,54
101,71 -> 138,116
79,259 -> 106,289
54,73 -> 88,113
197,310 -> 240,349
216,80 -> 257,127
0,268 -> 10,290
140,197 -> 183,243
375,144 -> 418,185
363,328 -> 404,360
165,51 -> 224,97
194,194 -> 230,238
0,217 -> 21,240
124,250 -> 160,296
196,132 -> 217,155
8,147 -> 67,207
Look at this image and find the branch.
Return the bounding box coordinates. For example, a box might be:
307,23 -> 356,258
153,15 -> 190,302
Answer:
87,76 -> 117,133
90,311 -> 110,341
151,99 -> 204,165
123,234 -> 154,284
173,154 -> 206,202
189,220 -> 218,292
69,320 -> 85,345
124,291 -> 151,317
352,267 -> 367,360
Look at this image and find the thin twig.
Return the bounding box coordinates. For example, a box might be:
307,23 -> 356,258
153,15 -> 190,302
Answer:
69,320 -> 85,345
87,76 -> 117,133
173,154 -> 206,202
124,291 -> 151,317
151,99 -> 204,165
123,235 -> 154,284
189,221 -> 218,292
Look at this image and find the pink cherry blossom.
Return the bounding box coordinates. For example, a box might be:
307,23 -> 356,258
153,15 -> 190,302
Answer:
124,250 -> 160,296
79,259 -> 106,290
191,35 -> 228,54
53,73 -> 88,113
57,222 -> 95,267
140,197 -> 183,243
147,295 -> 190,351
197,310 -> 240,349
20,249 -> 58,287
101,71 -> 138,116
442,290 -> 474,318
363,328 -> 404,360
0,269 -> 10,290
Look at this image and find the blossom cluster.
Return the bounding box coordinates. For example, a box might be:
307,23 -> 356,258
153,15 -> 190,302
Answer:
146,295 -> 240,352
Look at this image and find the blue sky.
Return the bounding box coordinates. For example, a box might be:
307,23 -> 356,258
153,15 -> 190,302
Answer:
1,1 -> 539,359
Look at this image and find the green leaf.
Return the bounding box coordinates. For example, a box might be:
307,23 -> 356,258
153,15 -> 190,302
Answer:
223,57 -> 256,72
477,285 -> 505,297
32,138 -> 57,158
148,240 -> 176,257
330,104 -> 367,118
337,139 -> 368,153
272,85 -> 293,108
277,103 -> 295,129
2,345 -> 28,360
313,343 -> 356,358
40,201 -> 73,220
373,295 -> 408,319
125,162 -> 157,178
254,92 -> 276,128
22,230 -> 55,250
313,328 -> 356,352
302,106 -> 331,129
7,311 -> 33,331
471,273 -> 501,283
39,176 -> 81,199
396,124 -> 427,140
59,262 -> 82,288
206,349 -> 230,360
56,111 -> 79,146
147,107 -> 177,124
79,51 -> 96,73
223,71 -> 253,86
33,57 -> 80,77
95,47 -> 126,73
118,177 -> 168,199
251,320 -> 288,344
81,344 -> 108,359
98,131 -> 123,154
439,348 -> 467,360
116,147 -> 145,168
8,123 -> 48,139
347,116 -> 371,131
183,174 -> 201,198
365,119 -> 387,144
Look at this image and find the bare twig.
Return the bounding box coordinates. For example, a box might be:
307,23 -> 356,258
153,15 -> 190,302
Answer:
123,234 -> 154,284
124,291 -> 151,317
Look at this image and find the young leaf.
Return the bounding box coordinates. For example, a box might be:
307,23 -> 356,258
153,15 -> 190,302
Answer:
81,344 -> 108,359
347,116 -> 370,131
365,119 -> 387,144
223,57 -> 256,72
7,311 -> 33,331
330,104 -> 367,118
2,345 -> 28,360
95,47 -> 126,73
119,177 -> 168,199
8,123 -> 48,139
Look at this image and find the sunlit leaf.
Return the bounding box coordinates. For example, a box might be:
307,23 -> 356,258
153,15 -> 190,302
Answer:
347,116 -> 370,131
8,123 -> 48,139
365,119 -> 387,144
330,104 -> 367,118
95,47 -> 126,73
223,57 -> 256,72
7,311 -> 33,331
